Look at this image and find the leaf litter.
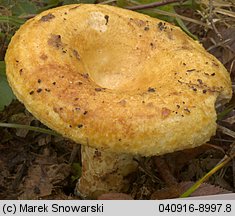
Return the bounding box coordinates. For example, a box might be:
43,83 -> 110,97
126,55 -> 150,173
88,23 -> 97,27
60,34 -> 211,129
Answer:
0,101 -> 77,199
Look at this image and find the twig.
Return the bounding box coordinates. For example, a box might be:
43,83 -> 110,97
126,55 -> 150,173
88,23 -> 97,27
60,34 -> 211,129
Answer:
217,125 -> 235,139
207,38 -> 232,52
125,0 -> 187,11
204,143 -> 226,154
214,8 -> 235,18
208,0 -> 223,40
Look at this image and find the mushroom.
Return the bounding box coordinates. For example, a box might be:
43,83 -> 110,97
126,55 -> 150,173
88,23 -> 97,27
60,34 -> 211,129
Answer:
5,4 -> 232,199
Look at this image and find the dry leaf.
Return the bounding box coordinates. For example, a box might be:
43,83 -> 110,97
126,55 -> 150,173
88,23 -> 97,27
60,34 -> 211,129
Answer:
9,113 -> 34,137
165,145 -> 210,176
18,165 -> 53,199
37,135 -> 52,146
98,193 -> 133,200
47,163 -> 71,185
151,181 -> 231,199
18,160 -> 70,199
153,156 -> 177,186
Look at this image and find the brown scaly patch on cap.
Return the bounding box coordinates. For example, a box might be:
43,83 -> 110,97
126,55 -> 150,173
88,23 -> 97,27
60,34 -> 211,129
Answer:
161,107 -> 171,119
48,34 -> 64,49
39,13 -> 55,22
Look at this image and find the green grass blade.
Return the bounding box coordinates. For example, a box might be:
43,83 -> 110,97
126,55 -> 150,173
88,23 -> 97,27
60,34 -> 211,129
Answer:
0,122 -> 59,136
217,102 -> 235,120
180,153 -> 235,198
0,16 -> 25,26
175,17 -> 198,40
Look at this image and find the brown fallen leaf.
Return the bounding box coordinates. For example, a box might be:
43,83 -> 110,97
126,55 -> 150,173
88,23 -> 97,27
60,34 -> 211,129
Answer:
97,193 -> 133,200
47,163 -> 71,185
37,135 -> 52,146
18,147 -> 71,200
18,163 -> 71,199
151,181 -> 231,200
164,145 -> 211,178
153,156 -> 177,186
18,165 -> 53,199
9,113 -> 35,137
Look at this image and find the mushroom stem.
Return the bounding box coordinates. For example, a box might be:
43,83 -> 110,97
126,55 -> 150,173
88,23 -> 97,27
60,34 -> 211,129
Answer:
76,145 -> 139,199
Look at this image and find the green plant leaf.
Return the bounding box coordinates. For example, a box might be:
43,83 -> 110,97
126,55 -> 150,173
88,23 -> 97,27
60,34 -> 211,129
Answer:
0,61 -> 15,111
175,17 -> 198,40
0,15 -> 25,26
118,0 -> 198,39
62,0 -> 96,4
0,77 -> 16,111
217,95 -> 235,120
71,162 -> 82,182
118,0 -> 176,21
0,61 -> 6,76
11,0 -> 38,16
0,0 -> 12,7
37,0 -> 66,13
42,0 -> 62,4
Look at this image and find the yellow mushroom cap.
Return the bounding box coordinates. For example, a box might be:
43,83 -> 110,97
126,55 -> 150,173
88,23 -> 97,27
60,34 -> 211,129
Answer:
5,4 -> 232,156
